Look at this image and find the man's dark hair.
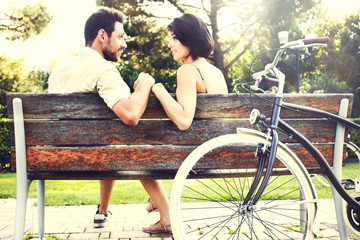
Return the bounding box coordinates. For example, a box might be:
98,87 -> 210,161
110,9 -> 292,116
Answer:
167,13 -> 214,60
84,7 -> 125,46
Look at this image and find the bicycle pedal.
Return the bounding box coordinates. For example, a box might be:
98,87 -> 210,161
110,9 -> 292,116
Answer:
341,179 -> 355,190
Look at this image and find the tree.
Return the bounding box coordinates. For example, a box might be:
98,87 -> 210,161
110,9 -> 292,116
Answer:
341,13 -> 360,117
0,1 -> 53,169
98,0 -> 181,92
0,1 -> 52,117
0,1 -> 53,41
99,0 -> 317,92
117,19 -> 181,92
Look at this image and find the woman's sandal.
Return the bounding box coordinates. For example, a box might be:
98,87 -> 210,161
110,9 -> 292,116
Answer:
142,220 -> 172,234
146,198 -> 159,213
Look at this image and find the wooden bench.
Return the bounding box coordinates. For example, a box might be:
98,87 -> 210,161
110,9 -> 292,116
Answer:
6,92 -> 354,239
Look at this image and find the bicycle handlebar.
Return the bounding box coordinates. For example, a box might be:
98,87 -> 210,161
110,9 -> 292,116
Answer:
281,37 -> 329,49
251,37 -> 329,93
302,37 -> 330,45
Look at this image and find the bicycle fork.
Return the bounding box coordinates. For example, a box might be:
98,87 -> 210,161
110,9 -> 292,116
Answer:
244,95 -> 283,206
243,128 -> 279,206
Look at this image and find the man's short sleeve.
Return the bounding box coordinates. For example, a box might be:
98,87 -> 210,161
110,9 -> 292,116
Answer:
97,66 -> 131,109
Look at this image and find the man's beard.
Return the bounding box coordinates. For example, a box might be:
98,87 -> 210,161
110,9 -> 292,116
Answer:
103,47 -> 118,62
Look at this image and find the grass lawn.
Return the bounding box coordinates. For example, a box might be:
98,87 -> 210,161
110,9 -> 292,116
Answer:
0,172 -> 173,206
1,162 -> 359,206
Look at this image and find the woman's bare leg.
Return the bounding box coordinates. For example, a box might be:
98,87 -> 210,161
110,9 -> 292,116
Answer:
140,179 -> 170,226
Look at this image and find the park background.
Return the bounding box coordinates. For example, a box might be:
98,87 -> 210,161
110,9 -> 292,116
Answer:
0,0 -> 360,205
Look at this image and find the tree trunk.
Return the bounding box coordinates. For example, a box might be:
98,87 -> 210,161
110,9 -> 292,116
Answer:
210,0 -> 231,91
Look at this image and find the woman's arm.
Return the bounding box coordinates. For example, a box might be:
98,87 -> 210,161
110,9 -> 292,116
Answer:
152,65 -> 197,131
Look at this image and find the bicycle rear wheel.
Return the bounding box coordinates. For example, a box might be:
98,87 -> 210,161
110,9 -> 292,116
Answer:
346,142 -> 360,163
313,142 -> 360,188
170,129 -> 318,240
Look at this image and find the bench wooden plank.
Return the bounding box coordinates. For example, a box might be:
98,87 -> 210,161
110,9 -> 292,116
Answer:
6,92 -> 351,178
11,144 -> 337,173
24,166 -> 334,180
6,93 -> 354,119
6,91 -> 353,240
26,170 -> 179,180
9,119 -> 337,146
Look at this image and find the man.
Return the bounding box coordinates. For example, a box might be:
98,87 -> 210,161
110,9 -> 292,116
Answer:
48,7 -> 155,228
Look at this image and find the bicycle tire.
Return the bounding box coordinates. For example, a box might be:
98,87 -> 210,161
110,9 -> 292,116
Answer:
343,192 -> 360,237
170,128 -> 318,240
346,142 -> 360,163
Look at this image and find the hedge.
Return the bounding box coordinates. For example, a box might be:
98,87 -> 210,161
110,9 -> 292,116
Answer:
0,118 -> 10,171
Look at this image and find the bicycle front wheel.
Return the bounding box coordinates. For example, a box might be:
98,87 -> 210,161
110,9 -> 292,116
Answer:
170,128 -> 318,240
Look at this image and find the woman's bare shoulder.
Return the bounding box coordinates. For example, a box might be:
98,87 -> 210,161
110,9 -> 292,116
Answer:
177,64 -> 199,78
178,64 -> 198,72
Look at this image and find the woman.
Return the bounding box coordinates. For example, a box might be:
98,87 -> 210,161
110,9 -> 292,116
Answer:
141,13 -> 228,234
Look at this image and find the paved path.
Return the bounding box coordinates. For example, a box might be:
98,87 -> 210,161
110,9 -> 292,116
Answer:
0,198 -> 354,239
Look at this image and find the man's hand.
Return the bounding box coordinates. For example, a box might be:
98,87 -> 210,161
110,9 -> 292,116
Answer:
134,72 -> 155,90
113,72 -> 155,126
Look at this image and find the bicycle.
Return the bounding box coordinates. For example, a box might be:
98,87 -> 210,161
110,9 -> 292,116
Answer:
314,138 -> 360,188
169,37 -> 360,239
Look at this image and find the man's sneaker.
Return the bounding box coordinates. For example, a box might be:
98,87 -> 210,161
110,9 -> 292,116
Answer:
93,205 -> 112,228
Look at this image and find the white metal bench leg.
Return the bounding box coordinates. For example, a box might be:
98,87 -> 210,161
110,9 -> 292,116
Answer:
331,98 -> 348,240
13,98 -> 31,240
37,180 -> 45,239
14,178 -> 32,240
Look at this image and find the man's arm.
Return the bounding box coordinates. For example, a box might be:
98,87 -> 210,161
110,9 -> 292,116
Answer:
112,73 -> 155,126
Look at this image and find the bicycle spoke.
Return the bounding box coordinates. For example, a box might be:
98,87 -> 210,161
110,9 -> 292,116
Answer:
171,134 -> 316,239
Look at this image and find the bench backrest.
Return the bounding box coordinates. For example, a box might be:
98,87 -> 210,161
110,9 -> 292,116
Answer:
6,93 -> 354,179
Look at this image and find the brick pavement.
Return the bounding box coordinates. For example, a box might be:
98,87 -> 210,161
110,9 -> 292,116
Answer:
0,198 -> 353,239
0,199 -> 172,240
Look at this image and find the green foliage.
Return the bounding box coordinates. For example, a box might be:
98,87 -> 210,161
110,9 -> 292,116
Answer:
0,2 -> 52,171
0,1 -> 53,41
0,57 -> 49,170
230,2 -> 360,119
0,119 -> 10,171
349,119 -> 360,148
119,19 -> 180,92
0,56 -> 49,118
0,56 -> 26,118
99,0 -> 337,94
300,72 -> 350,93
97,1 -> 181,92
300,7 -> 360,116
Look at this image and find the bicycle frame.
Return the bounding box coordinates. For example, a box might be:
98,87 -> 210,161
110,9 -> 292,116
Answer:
279,101 -> 360,210
246,92 -> 360,210
242,36 -> 360,218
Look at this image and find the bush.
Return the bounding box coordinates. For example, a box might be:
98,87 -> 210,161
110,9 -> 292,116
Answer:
0,118 -> 10,171
349,119 -> 360,147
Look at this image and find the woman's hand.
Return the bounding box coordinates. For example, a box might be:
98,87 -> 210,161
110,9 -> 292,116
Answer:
152,83 -> 164,93
134,72 -> 155,90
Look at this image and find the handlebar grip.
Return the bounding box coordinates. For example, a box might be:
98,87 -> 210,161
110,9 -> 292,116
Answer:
302,37 -> 329,45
